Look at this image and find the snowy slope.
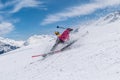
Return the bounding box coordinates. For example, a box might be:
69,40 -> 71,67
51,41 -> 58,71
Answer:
0,12 -> 120,80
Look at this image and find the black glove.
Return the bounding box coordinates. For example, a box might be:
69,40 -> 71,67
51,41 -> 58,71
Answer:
67,28 -> 73,31
57,26 -> 60,28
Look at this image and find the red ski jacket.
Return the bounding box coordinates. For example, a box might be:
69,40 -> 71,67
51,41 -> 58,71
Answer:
58,28 -> 71,42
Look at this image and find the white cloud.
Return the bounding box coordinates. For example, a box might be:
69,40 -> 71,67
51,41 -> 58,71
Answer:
0,22 -> 14,35
0,0 -> 43,13
11,0 -> 43,13
41,0 -> 120,25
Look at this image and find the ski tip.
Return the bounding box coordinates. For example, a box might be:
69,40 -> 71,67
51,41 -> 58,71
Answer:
31,54 -> 43,58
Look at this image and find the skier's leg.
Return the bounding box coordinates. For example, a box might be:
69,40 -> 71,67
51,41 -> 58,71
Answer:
50,38 -> 60,51
50,43 -> 58,51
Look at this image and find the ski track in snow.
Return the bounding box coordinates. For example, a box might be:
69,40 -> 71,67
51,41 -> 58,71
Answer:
0,19 -> 120,80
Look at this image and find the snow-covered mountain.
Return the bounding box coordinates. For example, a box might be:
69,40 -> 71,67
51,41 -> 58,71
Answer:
0,35 -> 54,54
24,35 -> 55,46
0,37 -> 24,47
95,11 -> 120,25
103,11 -> 120,22
0,11 -> 120,80
0,37 -> 24,54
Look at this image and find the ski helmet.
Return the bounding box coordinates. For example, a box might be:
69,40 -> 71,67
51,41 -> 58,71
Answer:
55,31 -> 60,35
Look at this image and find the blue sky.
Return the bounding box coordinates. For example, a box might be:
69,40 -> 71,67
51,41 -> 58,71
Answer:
0,0 -> 120,40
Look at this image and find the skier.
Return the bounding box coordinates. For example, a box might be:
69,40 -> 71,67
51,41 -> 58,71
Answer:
50,27 -> 73,51
32,27 -> 75,58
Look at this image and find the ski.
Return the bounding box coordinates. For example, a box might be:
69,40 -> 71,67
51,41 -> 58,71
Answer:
32,40 -> 77,59
32,50 -> 61,58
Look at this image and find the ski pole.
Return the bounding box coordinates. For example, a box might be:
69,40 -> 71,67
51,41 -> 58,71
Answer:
56,26 -> 66,29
